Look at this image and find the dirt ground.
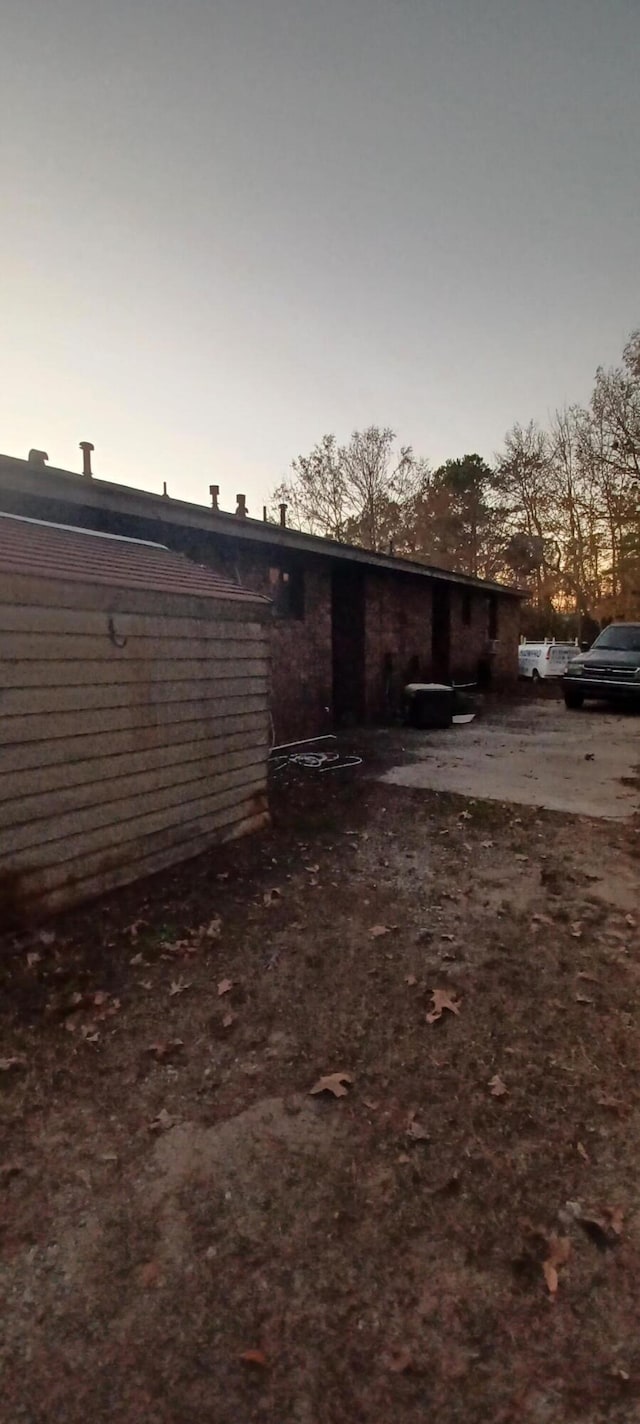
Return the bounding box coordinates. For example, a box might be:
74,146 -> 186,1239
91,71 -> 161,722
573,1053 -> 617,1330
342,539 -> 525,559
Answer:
2,701 -> 640,1424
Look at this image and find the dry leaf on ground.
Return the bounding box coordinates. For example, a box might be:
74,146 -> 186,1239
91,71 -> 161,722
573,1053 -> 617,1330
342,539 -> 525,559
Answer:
405,974 -> 418,987
407,1114 -> 430,1142
570,923 -> 583,939
263,889 -> 282,906
543,1234 -> 570,1295
426,989 -> 461,1024
146,1039 -> 184,1060
217,978 -> 233,997
386,1347 -> 412,1373
310,1071 -> 353,1098
577,1204 -> 624,1249
239,1349 -> 267,1367
222,1012 -> 235,1028
0,1056 -> 26,1072
169,978 -> 191,997
488,1074 -> 508,1097
149,1108 -> 175,1133
369,924 -> 393,938
139,1260 -> 162,1289
205,916 -> 222,939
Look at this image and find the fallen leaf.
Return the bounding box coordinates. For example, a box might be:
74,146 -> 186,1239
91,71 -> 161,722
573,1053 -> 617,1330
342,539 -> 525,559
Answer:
515,854 -> 529,863
575,993 -> 594,1005
387,1347 -> 412,1373
458,810 -> 472,821
543,1234 -> 570,1295
146,1039 -> 184,1060
405,974 -> 418,987
217,978 -> 233,997
532,912 -> 554,926
130,952 -> 144,966
0,1055 -> 26,1072
426,990 -> 461,1024
39,930 -> 56,946
93,990 -> 110,1007
480,840 -> 494,849
577,1141 -> 590,1163
488,1074 -> 508,1097
576,1205 -> 624,1250
363,1098 -> 379,1111
577,971 -> 598,983
205,916 -> 222,939
263,889 -> 282,907
169,978 -> 191,997
310,1071 -> 353,1098
222,1012 -> 235,1029
596,1093 -> 626,1114
304,864 -> 320,874
149,1108 -> 175,1133
570,923 -> 583,939
407,1116 -> 430,1142
607,1204 -> 624,1236
625,914 -> 637,929
369,924 -> 392,938
139,1260 -> 162,1289
26,952 -> 41,969
239,1349 -> 267,1368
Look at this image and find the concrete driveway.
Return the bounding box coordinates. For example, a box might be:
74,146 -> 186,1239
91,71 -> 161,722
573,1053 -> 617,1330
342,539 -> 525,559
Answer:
380,699 -> 640,820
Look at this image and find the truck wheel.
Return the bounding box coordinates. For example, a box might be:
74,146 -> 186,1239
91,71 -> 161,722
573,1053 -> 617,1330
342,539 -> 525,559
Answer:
531,669 -> 540,683
564,690 -> 584,710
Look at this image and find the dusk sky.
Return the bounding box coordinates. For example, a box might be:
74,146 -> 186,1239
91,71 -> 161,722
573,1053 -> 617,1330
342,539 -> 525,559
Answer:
2,0 -> 639,511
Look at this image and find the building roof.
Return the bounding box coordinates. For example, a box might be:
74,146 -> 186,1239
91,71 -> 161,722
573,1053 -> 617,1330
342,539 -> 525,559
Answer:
0,453 -> 524,598
0,512 -> 268,606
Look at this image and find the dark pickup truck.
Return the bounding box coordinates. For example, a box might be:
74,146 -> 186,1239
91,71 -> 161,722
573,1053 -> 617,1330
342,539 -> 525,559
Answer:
563,623 -> 640,710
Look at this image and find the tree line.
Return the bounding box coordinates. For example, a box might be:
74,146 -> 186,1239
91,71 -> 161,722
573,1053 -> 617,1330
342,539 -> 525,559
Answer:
272,330 -> 640,632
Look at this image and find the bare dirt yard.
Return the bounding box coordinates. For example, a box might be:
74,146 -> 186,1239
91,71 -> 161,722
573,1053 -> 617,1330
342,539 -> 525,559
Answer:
1,698 -> 640,1424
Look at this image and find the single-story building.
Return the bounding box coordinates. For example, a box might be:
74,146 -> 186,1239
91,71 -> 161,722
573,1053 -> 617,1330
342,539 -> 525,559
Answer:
0,450 -> 524,741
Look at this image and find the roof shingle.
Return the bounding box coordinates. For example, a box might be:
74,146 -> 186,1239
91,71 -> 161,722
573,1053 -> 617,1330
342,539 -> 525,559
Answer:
0,513 -> 267,606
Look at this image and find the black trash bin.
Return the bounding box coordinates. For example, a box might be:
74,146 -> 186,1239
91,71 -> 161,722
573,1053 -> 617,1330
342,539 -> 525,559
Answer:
402,682 -> 454,730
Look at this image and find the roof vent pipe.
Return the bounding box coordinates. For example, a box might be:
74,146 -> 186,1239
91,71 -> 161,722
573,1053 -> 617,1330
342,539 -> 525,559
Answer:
235,493 -> 247,518
79,441 -> 94,478
263,505 -> 268,522
209,484 -> 219,510
28,449 -> 48,467
279,503 -> 287,528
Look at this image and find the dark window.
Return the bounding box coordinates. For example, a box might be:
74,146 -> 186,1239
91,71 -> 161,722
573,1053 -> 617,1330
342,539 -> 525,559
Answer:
488,595 -> 499,640
269,566 -> 305,620
462,591 -> 472,626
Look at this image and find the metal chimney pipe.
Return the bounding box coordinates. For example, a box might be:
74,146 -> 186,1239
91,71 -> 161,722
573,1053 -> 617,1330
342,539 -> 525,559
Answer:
79,441 -> 94,477
279,503 -> 287,528
162,481 -> 169,498
263,505 -> 268,522
209,484 -> 219,510
235,493 -> 247,518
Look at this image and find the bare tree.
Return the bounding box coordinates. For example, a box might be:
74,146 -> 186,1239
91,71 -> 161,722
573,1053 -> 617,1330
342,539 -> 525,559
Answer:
273,427 -> 427,552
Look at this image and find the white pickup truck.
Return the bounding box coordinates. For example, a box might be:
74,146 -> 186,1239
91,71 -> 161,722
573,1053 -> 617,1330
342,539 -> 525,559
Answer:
518,640 -> 578,681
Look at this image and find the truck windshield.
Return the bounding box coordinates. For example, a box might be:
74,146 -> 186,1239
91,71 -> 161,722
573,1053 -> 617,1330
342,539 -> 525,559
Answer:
593,626 -> 640,652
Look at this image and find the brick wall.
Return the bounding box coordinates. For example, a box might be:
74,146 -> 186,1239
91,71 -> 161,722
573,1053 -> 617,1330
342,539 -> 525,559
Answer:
364,571 -> 433,719
364,575 -> 520,719
231,555 -> 333,743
